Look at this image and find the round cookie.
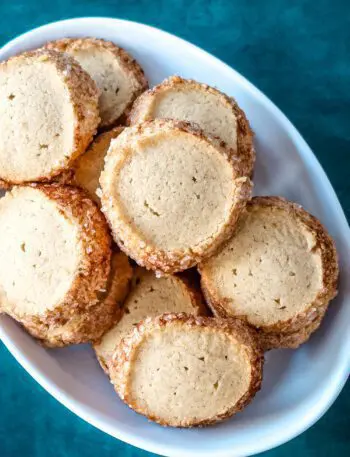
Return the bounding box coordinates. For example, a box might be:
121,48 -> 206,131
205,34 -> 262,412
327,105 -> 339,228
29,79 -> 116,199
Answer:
46,38 -> 148,127
71,127 -> 123,204
100,119 -> 252,274
109,313 -> 263,427
0,184 -> 119,347
199,197 -> 339,349
0,49 -> 99,186
128,76 -> 255,176
38,250 -> 132,348
260,307 -> 326,350
94,268 -> 205,372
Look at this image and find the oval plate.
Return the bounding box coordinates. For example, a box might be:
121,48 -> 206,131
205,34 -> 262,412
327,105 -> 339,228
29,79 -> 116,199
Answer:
0,17 -> 349,457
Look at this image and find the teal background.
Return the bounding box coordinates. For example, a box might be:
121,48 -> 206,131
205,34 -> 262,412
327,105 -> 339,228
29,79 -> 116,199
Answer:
0,1 -> 349,456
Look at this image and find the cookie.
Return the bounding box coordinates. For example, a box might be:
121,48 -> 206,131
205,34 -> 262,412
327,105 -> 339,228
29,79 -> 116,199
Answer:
46,38 -> 148,127
109,313 -> 263,427
71,127 -> 123,204
199,197 -> 338,349
0,49 -> 99,186
0,184 -> 117,347
129,76 -> 254,176
100,119 -> 252,274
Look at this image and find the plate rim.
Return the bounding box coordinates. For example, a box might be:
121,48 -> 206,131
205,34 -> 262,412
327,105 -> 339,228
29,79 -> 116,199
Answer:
0,16 -> 349,457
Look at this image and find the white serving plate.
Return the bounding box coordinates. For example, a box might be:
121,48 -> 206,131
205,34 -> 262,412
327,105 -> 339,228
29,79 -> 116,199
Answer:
0,17 -> 349,457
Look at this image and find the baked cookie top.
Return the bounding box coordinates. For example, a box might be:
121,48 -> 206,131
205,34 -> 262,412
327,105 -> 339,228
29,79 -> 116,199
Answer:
46,37 -> 148,127
0,184 -> 113,346
100,119 -> 252,274
0,49 -> 99,185
200,196 -> 338,338
109,313 -> 263,427
129,76 -> 255,176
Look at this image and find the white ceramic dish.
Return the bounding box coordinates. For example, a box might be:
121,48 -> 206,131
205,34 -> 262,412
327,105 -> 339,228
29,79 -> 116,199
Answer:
0,17 -> 349,457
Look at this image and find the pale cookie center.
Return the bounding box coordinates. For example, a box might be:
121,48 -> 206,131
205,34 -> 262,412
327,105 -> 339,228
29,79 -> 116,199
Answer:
71,49 -> 134,122
152,88 -> 237,150
0,189 -> 80,316
0,61 -> 74,180
117,132 -> 235,250
206,207 -> 323,327
129,326 -> 251,423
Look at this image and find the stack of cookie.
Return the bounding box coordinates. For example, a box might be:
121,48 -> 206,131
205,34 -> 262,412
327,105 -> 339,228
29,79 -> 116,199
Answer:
0,37 -> 338,428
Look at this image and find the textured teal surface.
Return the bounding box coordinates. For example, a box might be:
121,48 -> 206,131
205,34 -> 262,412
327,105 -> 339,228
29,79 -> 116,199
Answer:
0,1 -> 349,456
